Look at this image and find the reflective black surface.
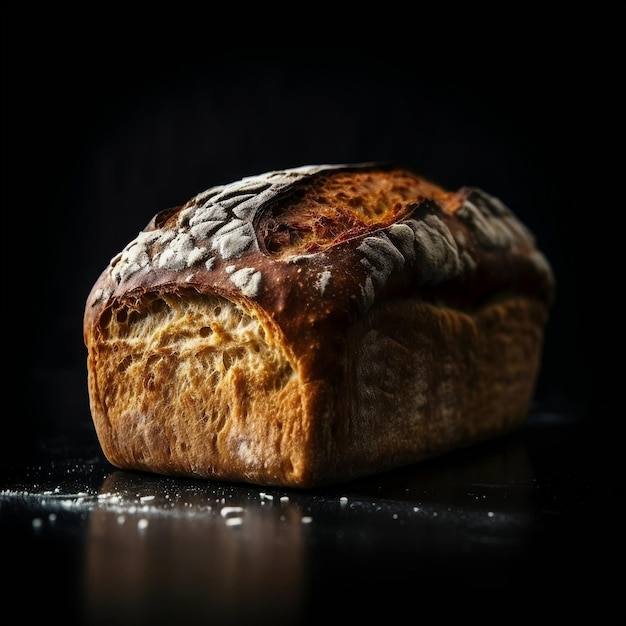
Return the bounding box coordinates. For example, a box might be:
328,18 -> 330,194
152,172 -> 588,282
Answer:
2,410 -> 619,624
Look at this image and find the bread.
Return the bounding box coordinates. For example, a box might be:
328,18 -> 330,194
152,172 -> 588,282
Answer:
83,163 -> 554,488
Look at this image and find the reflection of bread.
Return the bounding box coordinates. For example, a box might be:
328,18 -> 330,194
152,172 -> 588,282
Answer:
83,163 -> 554,488
86,473 -> 306,624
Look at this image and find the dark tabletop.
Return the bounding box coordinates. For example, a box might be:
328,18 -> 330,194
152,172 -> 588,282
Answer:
2,406 -> 620,625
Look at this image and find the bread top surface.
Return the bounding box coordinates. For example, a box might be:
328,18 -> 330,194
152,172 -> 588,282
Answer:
84,163 -> 554,380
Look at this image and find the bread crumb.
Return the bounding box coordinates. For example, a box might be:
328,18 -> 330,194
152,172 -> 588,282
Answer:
220,506 -> 245,518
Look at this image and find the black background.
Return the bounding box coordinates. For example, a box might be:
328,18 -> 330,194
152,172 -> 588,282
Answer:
1,1 -> 617,465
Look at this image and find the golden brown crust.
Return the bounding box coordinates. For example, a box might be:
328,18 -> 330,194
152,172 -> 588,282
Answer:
83,163 -> 554,487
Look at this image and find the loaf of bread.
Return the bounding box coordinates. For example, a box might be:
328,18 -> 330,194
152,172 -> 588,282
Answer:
83,163 -> 554,488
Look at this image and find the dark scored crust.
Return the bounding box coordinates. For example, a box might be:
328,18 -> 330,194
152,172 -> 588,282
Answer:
83,163 -> 554,487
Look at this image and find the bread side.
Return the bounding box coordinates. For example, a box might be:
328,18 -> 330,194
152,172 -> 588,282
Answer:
84,164 -> 554,487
